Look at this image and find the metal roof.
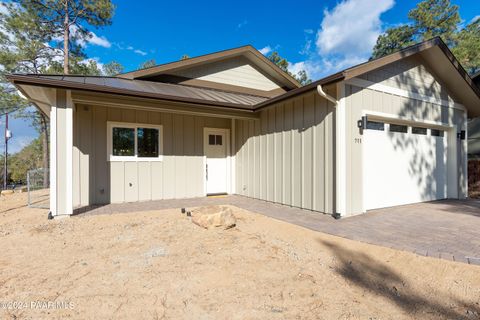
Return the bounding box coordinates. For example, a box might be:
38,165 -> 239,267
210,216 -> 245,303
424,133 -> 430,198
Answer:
7,74 -> 268,110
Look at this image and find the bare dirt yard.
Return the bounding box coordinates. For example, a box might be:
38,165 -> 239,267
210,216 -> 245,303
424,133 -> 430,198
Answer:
1,192 -> 480,319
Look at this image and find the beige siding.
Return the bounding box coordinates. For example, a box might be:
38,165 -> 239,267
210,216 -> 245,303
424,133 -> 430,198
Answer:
345,61 -> 467,215
359,55 -> 459,103
73,105 -> 230,206
174,56 -> 281,91
235,89 -> 336,214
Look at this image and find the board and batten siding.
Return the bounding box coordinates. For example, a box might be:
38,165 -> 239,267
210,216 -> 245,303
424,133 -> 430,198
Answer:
174,56 -> 281,91
344,57 -> 468,215
234,88 -> 336,214
73,105 -> 230,207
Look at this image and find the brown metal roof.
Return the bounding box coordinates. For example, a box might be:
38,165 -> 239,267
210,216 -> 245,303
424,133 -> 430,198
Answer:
7,38 -> 480,115
256,37 -> 480,111
7,74 -> 268,110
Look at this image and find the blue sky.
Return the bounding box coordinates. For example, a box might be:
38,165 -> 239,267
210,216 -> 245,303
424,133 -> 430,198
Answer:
2,0 -> 479,153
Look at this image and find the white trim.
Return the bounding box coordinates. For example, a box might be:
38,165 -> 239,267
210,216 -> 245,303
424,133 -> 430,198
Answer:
336,83 -> 347,216
65,91 -> 73,215
463,111 -> 468,198
203,127 -> 231,195
49,104 -> 57,216
346,78 -> 466,111
106,121 -> 163,162
231,119 -> 236,194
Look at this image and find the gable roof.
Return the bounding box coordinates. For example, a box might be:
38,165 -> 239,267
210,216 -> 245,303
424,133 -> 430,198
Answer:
256,37 -> 480,116
7,38 -> 480,117
118,45 -> 301,90
6,74 -> 267,110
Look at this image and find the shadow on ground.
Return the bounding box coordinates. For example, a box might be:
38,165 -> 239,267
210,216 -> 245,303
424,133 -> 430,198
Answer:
434,200 -> 480,218
318,239 -> 480,319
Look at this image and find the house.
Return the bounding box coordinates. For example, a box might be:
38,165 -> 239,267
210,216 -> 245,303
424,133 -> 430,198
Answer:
468,71 -> 480,157
472,71 -> 480,88
7,37 -> 480,219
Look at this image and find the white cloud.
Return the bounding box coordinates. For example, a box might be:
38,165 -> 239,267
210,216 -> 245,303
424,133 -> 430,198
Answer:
237,20 -> 248,29
133,49 -> 147,56
80,57 -> 104,71
470,15 -> 480,24
87,32 -> 111,48
316,0 -> 394,57
282,0 -> 395,81
259,46 -> 272,55
0,2 -> 8,15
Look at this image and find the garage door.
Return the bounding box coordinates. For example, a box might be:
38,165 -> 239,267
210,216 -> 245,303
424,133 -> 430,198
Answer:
364,120 -> 448,210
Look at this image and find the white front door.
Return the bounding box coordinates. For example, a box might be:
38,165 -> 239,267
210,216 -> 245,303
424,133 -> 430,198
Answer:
364,121 -> 449,210
204,129 -> 229,195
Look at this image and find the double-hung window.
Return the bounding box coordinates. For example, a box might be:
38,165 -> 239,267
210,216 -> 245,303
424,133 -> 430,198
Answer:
108,122 -> 163,161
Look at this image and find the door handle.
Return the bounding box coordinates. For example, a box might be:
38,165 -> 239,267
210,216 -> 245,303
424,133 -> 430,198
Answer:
206,164 -> 208,181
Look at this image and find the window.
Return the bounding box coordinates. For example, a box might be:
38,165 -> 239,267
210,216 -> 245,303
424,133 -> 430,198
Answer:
112,128 -> 135,156
389,124 -> 408,133
412,127 -> 427,135
431,129 -> 444,137
137,128 -> 159,157
208,134 -> 223,145
108,122 -> 162,161
366,121 -> 385,131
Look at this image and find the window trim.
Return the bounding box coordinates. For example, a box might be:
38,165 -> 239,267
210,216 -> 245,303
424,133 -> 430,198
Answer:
107,122 -> 163,162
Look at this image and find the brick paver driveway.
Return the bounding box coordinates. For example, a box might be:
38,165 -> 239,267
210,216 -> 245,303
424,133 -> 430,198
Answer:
75,196 -> 480,265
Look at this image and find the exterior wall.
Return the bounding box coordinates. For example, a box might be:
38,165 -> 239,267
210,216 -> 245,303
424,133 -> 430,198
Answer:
72,105 -> 230,207
358,55 -> 459,103
174,56 -> 282,91
234,88 -> 336,214
344,56 -> 468,216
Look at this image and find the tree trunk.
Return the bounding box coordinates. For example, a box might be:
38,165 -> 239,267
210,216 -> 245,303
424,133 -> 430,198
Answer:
40,112 -> 49,188
63,0 -> 69,74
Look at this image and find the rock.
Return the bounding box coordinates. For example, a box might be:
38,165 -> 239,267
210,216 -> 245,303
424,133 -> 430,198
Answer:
191,206 -> 236,230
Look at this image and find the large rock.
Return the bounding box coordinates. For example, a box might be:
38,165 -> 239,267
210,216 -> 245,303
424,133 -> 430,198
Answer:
191,206 -> 236,230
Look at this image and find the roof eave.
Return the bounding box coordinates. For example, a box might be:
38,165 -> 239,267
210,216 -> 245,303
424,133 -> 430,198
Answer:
6,74 -> 258,112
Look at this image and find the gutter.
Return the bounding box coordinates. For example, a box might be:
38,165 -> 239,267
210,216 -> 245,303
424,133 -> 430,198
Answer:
253,72 -> 344,111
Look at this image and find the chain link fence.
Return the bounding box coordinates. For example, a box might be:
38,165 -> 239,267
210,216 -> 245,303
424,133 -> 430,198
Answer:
27,168 -> 49,209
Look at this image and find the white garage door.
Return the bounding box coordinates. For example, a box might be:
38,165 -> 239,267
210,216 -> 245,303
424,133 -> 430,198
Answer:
364,121 -> 448,210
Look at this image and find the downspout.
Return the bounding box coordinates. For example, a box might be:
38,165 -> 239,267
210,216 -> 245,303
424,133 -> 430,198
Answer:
317,85 -> 338,106
317,84 -> 342,220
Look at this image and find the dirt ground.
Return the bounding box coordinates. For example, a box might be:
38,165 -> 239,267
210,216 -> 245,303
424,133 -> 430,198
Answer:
1,192 -> 480,320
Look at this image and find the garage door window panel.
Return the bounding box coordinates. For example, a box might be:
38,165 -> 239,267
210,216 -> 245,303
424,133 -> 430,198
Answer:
389,124 -> 408,133
431,129 -> 444,137
366,121 -> 385,131
412,127 -> 427,135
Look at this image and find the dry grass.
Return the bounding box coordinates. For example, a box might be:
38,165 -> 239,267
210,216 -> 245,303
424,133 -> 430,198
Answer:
0,192 -> 479,319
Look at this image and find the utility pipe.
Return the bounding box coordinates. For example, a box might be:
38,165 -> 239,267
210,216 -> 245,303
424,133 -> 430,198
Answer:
316,84 -> 342,220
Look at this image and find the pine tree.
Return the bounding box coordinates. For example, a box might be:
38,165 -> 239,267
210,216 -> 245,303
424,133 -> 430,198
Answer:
15,0 -> 115,74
